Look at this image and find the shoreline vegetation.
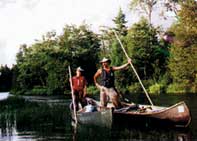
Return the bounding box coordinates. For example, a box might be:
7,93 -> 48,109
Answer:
0,1 -> 196,96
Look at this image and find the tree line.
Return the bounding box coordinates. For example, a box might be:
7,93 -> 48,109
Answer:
0,0 -> 196,95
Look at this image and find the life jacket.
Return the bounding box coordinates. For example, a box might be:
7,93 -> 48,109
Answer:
72,76 -> 86,91
101,67 -> 115,88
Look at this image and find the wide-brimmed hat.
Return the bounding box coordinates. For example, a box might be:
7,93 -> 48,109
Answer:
76,67 -> 84,71
99,57 -> 111,64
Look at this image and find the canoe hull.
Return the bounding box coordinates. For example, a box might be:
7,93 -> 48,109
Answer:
70,98 -> 191,128
113,101 -> 191,128
71,107 -> 113,128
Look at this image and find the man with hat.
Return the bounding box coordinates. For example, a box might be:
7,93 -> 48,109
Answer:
71,67 -> 87,111
94,57 -> 131,109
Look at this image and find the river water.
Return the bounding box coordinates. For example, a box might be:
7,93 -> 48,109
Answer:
0,92 -> 197,141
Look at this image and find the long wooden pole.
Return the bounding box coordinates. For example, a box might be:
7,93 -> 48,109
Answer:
68,66 -> 78,123
113,31 -> 154,106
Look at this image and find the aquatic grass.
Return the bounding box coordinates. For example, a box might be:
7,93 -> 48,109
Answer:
16,103 -> 69,131
0,96 -> 71,133
0,96 -> 26,112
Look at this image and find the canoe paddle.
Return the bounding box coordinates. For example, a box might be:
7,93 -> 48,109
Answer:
68,66 -> 78,123
113,30 -> 154,106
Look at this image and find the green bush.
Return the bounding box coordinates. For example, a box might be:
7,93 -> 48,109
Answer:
191,84 -> 197,93
30,86 -> 47,95
148,83 -> 164,95
24,91 -> 32,95
87,85 -> 100,96
10,89 -> 25,95
167,83 -> 187,94
141,79 -> 155,87
128,83 -> 143,94
167,82 -> 197,94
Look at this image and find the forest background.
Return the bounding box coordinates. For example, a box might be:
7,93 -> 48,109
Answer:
0,0 -> 196,96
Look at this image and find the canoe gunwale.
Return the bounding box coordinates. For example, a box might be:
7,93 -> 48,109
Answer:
114,101 -> 191,127
115,101 -> 187,115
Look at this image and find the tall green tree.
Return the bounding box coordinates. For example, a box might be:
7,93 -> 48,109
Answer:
125,18 -> 162,80
59,24 -> 100,84
168,0 -> 197,92
13,24 -> 100,95
111,8 -> 128,65
107,9 -> 131,89
112,8 -> 128,36
0,65 -> 12,91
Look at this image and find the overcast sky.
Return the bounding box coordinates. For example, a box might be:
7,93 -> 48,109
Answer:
0,0 -> 174,67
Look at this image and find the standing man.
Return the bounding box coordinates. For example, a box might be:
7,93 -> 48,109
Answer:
71,67 -> 87,111
94,57 -> 131,109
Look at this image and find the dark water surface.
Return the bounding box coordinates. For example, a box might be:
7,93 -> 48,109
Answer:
0,92 -> 197,141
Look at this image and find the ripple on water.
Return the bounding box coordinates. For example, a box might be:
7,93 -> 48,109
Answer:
0,92 -> 9,101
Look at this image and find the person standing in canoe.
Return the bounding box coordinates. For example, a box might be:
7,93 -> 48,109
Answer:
94,57 -> 131,109
71,67 -> 87,111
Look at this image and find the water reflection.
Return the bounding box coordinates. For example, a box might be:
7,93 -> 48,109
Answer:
0,95 -> 72,141
0,93 -> 197,140
0,92 -> 9,101
71,123 -> 192,141
177,133 -> 191,141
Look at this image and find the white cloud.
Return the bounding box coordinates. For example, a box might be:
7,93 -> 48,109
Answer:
0,0 -> 132,67
0,0 -> 174,67
0,40 -> 7,65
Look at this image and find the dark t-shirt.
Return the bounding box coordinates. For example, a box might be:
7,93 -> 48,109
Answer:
101,67 -> 115,88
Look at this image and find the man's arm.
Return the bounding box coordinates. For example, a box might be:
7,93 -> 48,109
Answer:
113,58 -> 132,71
94,69 -> 101,88
83,85 -> 87,97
